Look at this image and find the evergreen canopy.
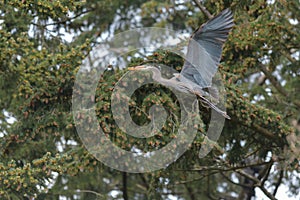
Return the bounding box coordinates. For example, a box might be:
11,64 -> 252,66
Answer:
0,0 -> 299,199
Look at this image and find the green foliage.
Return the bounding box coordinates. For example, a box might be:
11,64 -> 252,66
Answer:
0,0 -> 299,199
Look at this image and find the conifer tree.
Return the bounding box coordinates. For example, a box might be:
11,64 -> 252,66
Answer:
0,0 -> 299,199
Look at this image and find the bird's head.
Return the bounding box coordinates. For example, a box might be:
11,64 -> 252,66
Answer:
128,65 -> 162,81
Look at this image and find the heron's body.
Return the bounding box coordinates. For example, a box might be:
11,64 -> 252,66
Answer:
129,9 -> 234,119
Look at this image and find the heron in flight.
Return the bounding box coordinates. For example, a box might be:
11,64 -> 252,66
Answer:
129,9 -> 234,119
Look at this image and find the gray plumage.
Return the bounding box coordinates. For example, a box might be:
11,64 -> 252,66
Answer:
181,8 -> 234,88
129,9 -> 234,119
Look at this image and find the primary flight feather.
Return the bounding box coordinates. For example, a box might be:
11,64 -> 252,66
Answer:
129,9 -> 234,119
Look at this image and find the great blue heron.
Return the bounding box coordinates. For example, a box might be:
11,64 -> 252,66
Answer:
129,9 -> 234,119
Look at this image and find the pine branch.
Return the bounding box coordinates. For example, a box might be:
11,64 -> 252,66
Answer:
260,63 -> 300,109
192,0 -> 213,19
236,169 -> 277,200
252,124 -> 282,144
272,169 -> 284,196
226,84 -> 290,146
260,65 -> 288,97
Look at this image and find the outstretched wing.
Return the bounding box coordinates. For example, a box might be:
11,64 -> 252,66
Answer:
180,8 -> 234,88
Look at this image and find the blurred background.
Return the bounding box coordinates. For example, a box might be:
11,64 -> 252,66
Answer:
0,0 -> 299,199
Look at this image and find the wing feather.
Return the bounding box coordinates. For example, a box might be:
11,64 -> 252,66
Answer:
180,8 -> 234,88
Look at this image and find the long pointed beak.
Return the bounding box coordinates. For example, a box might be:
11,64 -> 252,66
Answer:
128,66 -> 146,70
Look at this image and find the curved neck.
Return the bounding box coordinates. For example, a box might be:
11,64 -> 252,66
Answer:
150,67 -> 169,84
